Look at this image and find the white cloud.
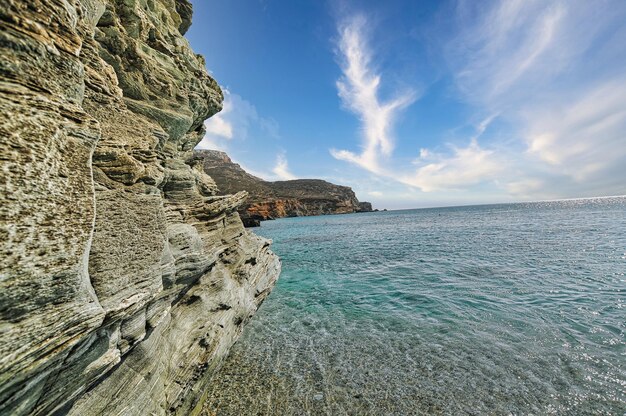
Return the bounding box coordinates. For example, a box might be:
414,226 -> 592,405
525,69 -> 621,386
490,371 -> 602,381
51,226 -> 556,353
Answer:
204,113 -> 233,139
368,191 -> 383,197
330,14 -> 417,174
204,95 -> 234,139
329,12 -> 511,195
444,0 -> 626,197
524,79 -> 626,182
271,153 -> 297,181
473,114 -> 499,140
451,1 -> 565,105
195,90 -> 296,185
195,89 -> 279,150
215,153 -> 297,183
402,139 -> 504,192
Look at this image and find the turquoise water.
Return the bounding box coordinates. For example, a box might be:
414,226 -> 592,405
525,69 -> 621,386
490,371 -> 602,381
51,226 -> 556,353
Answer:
205,197 -> 626,415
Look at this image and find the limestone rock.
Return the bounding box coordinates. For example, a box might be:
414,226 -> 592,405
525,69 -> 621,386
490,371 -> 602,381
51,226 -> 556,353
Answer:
0,0 -> 280,414
193,150 -> 374,224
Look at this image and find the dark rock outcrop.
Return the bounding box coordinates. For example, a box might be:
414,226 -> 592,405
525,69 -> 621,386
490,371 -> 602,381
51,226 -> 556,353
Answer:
358,201 -> 374,212
192,150 -> 373,225
0,1 -> 279,415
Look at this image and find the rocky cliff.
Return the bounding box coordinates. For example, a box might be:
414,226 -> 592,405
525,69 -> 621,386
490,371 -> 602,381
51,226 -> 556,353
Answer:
193,150 -> 373,225
0,1 -> 280,415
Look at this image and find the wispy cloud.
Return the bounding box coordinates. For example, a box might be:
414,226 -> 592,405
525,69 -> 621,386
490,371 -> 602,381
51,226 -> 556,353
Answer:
222,152 -> 297,183
524,79 -> 626,182
401,139 -> 504,192
330,12 -> 505,194
330,14 -> 417,174
196,90 -> 296,184
204,95 -> 234,140
272,152 -> 297,180
331,2 -> 626,201
196,89 -> 279,151
446,0 -> 626,196
450,0 -> 567,105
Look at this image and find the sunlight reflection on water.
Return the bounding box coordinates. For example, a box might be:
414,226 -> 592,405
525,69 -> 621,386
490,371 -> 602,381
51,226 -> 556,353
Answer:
204,197 -> 626,415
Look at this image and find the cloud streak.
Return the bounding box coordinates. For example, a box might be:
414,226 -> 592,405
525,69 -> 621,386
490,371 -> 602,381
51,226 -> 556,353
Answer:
331,15 -> 416,174
450,0 -> 566,105
330,13 -> 505,194
331,2 -> 626,200
447,0 -> 626,196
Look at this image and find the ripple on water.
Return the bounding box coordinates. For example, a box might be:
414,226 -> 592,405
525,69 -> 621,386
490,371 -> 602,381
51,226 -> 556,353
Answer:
203,197 -> 626,415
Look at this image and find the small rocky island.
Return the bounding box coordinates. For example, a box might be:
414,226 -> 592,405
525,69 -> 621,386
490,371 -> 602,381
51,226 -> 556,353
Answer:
193,150 -> 374,226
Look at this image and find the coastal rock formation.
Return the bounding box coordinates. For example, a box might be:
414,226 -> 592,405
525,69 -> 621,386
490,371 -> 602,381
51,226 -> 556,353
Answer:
0,1 -> 280,415
193,150 -> 373,225
358,201 -> 374,212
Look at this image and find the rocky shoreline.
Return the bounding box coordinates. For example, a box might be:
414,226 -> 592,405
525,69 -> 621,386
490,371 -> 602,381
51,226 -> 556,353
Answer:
0,0 -> 280,414
193,150 -> 374,226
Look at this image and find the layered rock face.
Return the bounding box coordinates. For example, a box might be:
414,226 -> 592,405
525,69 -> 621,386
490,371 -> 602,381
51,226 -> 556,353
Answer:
0,1 -> 280,415
193,150 -> 373,225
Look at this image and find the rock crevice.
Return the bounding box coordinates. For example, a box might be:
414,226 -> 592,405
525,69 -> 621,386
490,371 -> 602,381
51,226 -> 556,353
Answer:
0,1 -> 280,414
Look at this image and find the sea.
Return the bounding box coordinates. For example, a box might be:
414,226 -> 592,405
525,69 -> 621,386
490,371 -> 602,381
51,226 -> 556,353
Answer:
204,197 -> 625,415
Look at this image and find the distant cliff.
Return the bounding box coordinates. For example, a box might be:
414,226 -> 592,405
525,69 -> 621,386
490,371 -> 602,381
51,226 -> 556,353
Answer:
0,1 -> 279,415
192,150 -> 374,225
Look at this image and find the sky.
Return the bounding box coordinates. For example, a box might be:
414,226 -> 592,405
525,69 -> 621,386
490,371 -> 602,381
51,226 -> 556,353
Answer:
187,0 -> 626,209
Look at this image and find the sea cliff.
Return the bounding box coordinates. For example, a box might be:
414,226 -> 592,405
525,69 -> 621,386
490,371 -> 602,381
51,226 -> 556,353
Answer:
193,150 -> 374,225
0,1 -> 280,414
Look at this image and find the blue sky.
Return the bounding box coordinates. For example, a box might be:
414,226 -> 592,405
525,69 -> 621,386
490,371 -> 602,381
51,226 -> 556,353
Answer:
187,0 -> 626,209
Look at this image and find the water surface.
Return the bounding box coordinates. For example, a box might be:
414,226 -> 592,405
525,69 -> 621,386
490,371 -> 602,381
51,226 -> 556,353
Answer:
205,197 -> 625,415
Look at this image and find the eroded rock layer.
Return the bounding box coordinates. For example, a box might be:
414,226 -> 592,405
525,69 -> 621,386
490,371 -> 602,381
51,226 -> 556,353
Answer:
0,1 -> 280,414
193,150 -> 374,225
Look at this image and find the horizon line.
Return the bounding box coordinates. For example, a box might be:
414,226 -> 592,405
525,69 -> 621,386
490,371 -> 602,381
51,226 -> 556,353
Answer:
379,194 -> 626,212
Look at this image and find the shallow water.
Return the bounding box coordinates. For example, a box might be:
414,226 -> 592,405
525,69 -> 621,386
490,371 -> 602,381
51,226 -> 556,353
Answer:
204,197 -> 626,415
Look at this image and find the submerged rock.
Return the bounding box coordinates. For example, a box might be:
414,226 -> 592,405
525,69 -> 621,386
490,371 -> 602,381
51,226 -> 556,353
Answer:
193,150 -> 374,222
0,0 -> 280,414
